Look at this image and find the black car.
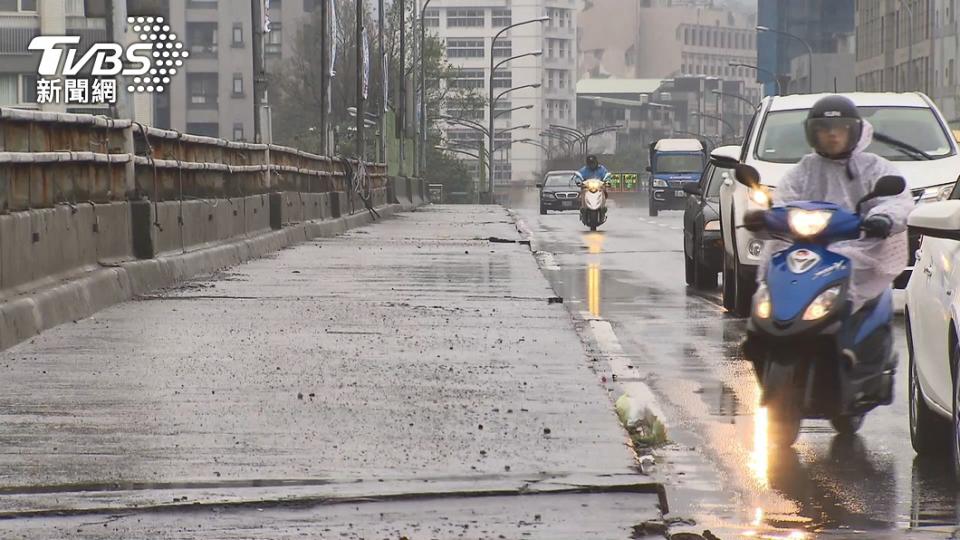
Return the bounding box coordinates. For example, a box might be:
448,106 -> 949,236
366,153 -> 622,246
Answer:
682,155 -> 735,290
537,170 -> 580,214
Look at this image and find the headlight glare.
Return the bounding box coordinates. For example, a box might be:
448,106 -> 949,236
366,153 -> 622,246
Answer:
802,285 -> 842,321
755,285 -> 771,319
704,220 -> 721,231
749,187 -> 771,207
788,209 -> 833,237
653,179 -> 668,188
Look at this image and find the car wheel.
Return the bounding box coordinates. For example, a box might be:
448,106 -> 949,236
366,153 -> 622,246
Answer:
908,314 -> 949,455
540,205 -> 547,215
729,219 -> 754,317
830,414 -> 864,435
648,202 -> 658,217
693,235 -> 719,290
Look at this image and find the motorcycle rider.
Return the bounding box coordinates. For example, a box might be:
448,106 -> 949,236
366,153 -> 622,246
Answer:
576,155 -> 612,183
746,95 -> 915,358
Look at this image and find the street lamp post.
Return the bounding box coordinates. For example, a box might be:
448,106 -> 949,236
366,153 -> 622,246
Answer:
418,0 -> 435,176
583,125 -> 622,156
540,130 -> 579,155
730,62 -> 782,96
757,25 -> 814,93
900,0 -> 914,92
488,16 -> 549,202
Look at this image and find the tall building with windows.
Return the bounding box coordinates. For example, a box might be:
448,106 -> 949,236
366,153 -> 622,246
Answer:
0,0 -> 106,112
427,0 -> 578,185
578,0 -> 761,103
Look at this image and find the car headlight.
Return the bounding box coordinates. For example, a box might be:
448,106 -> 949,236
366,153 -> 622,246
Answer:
802,285 -> 842,321
704,220 -> 721,231
749,187 -> 772,207
755,284 -> 771,319
788,209 -> 833,237
918,182 -> 955,203
653,179 -> 668,188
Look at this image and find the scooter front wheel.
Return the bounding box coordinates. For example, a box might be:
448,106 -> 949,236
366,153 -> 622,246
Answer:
767,388 -> 802,447
830,414 -> 864,435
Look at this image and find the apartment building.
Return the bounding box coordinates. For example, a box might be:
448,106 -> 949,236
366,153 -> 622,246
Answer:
427,0 -> 578,185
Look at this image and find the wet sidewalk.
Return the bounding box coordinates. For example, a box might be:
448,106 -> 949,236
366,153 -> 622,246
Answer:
0,205 -> 658,538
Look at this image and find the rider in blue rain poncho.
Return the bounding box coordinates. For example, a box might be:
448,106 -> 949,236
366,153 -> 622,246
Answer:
756,95 -> 915,312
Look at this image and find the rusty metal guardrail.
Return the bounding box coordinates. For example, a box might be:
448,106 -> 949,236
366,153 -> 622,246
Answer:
0,107 -> 387,213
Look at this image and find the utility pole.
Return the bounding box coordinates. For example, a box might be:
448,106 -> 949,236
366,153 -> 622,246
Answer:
106,0 -> 132,119
320,0 -> 328,154
399,0 -> 406,175
251,0 -> 264,142
379,0 -> 386,163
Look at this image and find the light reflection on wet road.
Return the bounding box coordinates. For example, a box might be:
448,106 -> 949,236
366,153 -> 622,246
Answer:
509,188 -> 960,539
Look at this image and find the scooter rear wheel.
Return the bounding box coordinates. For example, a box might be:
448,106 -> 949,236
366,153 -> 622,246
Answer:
830,414 -> 864,435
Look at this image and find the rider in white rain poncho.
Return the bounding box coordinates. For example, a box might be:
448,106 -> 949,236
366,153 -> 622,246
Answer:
755,95 -> 916,313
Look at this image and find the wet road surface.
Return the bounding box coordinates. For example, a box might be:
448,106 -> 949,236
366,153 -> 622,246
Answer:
0,205 -> 662,538
509,188 -> 960,539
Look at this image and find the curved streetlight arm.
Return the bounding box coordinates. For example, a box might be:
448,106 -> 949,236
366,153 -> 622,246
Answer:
493,104 -> 534,120
493,51 -> 543,75
757,25 -> 813,93
691,112 -> 737,138
437,146 -> 480,160
711,90 -> 756,108
439,115 -> 489,136
549,123 -> 586,141
447,142 -> 490,159
730,62 -> 782,95
587,124 -> 622,138
494,84 -> 541,106
494,124 -> 531,138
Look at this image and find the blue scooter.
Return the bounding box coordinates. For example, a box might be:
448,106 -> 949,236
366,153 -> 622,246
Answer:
736,164 -> 906,446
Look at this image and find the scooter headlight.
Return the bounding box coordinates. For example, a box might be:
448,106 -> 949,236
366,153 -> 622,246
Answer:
585,180 -> 602,193
788,209 -> 833,237
802,285 -> 842,321
755,284 -> 771,319
749,187 -> 772,207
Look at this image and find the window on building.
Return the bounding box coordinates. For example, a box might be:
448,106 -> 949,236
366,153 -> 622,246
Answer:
492,39 -> 512,58
950,59 -> 956,85
304,0 -> 318,11
699,28 -> 705,46
232,23 -> 243,47
492,70 -> 512,89
232,73 -> 244,97
558,40 -> 568,59
187,22 -> 218,57
21,74 -> 36,103
0,75 -> 17,105
424,8 -> 440,27
547,39 -> 556,59
0,0 -> 35,10
494,100 -> 513,119
447,8 -> 483,27
493,161 -> 512,182
265,22 -> 282,55
492,8 -> 511,26
447,39 -> 484,58
447,107 -> 484,121
187,0 -> 217,8
450,68 -> 484,89
187,73 -> 219,108
559,70 -> 568,89
684,28 -> 691,45
232,123 -> 245,141
187,123 -> 219,137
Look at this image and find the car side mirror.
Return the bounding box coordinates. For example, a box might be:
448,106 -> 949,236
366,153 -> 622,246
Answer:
682,183 -> 701,196
856,175 -> 906,213
710,155 -> 739,169
734,163 -> 761,188
645,166 -> 652,172
536,183 -> 543,188
908,200 -> 960,241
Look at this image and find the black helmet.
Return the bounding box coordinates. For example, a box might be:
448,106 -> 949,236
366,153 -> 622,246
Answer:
585,154 -> 598,168
804,95 -> 863,159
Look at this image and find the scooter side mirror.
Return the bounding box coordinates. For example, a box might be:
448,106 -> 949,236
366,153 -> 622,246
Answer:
856,175 -> 907,213
734,164 -> 761,188
873,175 -> 907,197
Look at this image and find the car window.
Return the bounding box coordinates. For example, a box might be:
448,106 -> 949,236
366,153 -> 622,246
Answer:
698,165 -> 715,192
545,174 -> 577,187
741,108 -> 761,162
756,106 -> 955,163
656,154 -> 703,173
707,167 -> 731,198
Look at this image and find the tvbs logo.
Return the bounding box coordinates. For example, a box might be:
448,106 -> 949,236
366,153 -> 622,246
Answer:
29,36 -> 152,76
27,16 -> 187,104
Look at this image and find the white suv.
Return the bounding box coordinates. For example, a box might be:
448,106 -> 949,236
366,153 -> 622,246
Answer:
719,92 -> 960,316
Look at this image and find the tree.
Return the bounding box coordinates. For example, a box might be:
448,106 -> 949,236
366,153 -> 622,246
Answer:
272,0 -> 485,164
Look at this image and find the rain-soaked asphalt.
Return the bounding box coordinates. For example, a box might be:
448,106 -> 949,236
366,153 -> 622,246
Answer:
0,205 -> 665,538
508,187 -> 960,539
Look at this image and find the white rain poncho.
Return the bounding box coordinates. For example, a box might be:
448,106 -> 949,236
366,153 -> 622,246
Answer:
756,121 -> 916,312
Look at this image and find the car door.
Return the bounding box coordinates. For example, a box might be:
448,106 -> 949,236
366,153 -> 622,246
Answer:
915,234 -> 960,408
685,164 -> 715,254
